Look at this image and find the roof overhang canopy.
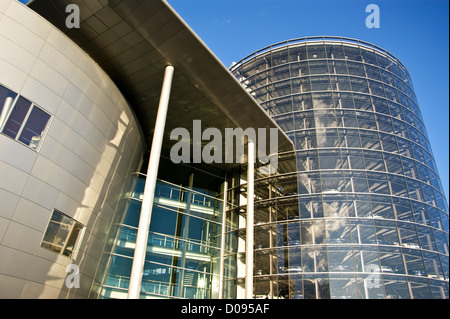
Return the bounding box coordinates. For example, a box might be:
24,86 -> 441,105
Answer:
28,0 -> 294,170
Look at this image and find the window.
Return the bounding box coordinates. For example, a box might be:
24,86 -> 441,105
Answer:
0,84 -> 51,150
41,210 -> 85,259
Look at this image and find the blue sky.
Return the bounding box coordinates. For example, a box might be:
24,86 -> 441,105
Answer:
167,0 -> 449,200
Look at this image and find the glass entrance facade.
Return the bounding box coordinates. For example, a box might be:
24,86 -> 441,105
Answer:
100,170 -> 237,299
231,37 -> 449,299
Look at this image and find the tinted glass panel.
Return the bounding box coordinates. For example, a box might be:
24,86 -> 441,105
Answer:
18,106 -> 51,149
2,96 -> 31,139
0,85 -> 17,122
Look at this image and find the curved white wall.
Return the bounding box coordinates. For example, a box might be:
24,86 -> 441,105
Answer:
0,0 -> 144,298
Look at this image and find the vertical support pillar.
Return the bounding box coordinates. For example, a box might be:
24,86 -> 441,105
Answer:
128,65 -> 174,299
218,179 -> 228,299
245,140 -> 255,299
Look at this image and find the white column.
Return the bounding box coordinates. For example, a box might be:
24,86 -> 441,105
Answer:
128,65 -> 174,299
245,140 -> 255,299
218,179 -> 228,299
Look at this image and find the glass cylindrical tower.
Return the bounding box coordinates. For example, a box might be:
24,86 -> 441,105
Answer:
231,37 -> 449,299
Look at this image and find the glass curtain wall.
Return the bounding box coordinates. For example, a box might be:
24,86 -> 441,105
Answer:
100,172 -> 237,299
231,37 -> 449,299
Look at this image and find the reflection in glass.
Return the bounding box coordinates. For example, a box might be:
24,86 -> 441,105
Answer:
223,38 -> 448,298
101,177 -> 228,299
41,210 -> 84,259
0,86 -> 51,150
2,96 -> 31,139
0,85 -> 17,129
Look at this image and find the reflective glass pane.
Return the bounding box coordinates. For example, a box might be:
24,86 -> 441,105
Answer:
104,255 -> 132,287
18,106 -> 51,149
360,130 -> 381,150
327,246 -> 355,272
422,251 -> 444,279
392,119 -> 407,138
384,153 -> 403,175
303,278 -> 316,299
2,96 -> 31,139
403,248 -> 426,276
388,175 -> 409,198
356,275 -> 384,299
376,114 -> 394,133
336,75 -> 351,91
326,44 -> 345,59
141,261 -> 173,295
319,151 -> 343,171
41,219 -> 70,253
62,222 -> 83,258
343,46 -> 362,61
149,206 -> 178,236
380,133 -> 399,153
371,195 -> 395,219
356,111 -> 377,130
378,246 -> 405,274
342,111 -> 358,128
291,61 -> 309,77
363,150 -> 385,172
418,227 -> 439,252
317,277 -> 331,299
398,223 -> 420,249
384,85 -> 398,102
308,60 -> 329,75
321,171 -> 345,194
362,50 -> 378,66
350,77 -> 369,94
326,219 -> 352,244
393,197 -> 414,222
274,113 -> 294,131
350,171 -> 369,193
429,280 -> 449,299
0,85 -> 17,127
367,172 -> 390,195
329,275 -> 358,299
307,44 -> 326,59
374,220 -> 399,245
347,61 -> 366,77
315,128 -> 338,147
352,218 -> 377,244
315,109 -> 337,127
41,210 -> 85,259
398,138 -> 413,157
382,275 -> 410,298
402,159 -> 418,180
365,65 -> 382,81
